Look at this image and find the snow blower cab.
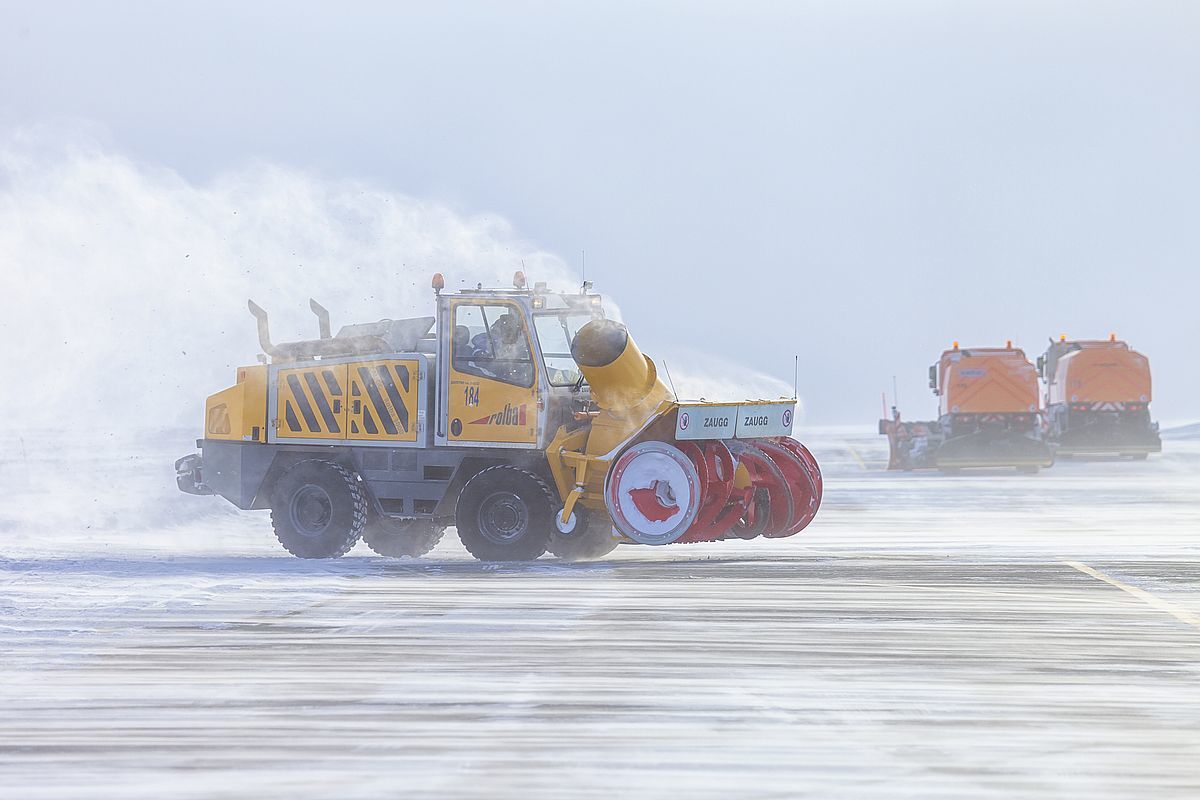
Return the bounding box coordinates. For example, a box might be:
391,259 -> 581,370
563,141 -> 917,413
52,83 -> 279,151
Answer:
177,273 -> 822,561
879,341 -> 1053,473
1038,334 -> 1161,458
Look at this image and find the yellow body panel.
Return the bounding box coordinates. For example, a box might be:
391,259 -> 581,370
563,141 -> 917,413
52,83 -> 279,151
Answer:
204,365 -> 268,442
276,364 -> 348,440
347,359 -> 421,442
448,367 -> 538,444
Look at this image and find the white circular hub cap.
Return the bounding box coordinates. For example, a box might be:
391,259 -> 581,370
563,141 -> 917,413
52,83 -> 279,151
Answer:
555,509 -> 580,534
605,441 -> 701,545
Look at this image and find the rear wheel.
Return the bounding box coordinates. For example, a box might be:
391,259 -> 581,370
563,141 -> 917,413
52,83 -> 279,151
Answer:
456,466 -> 554,561
362,512 -> 446,558
547,506 -> 619,562
270,460 -> 366,559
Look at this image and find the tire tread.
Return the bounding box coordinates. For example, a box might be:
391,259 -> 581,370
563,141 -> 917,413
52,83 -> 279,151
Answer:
270,460 -> 366,559
456,465 -> 555,561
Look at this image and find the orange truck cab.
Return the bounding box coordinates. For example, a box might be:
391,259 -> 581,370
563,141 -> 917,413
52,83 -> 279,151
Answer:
879,342 -> 1053,472
1038,336 -> 1161,458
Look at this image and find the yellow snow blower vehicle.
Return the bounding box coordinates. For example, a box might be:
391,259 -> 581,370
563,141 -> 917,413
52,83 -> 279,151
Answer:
177,274 -> 822,561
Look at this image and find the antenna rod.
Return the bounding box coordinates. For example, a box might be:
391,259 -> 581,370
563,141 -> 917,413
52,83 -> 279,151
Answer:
662,359 -> 679,401
892,375 -> 899,410
793,355 -> 799,400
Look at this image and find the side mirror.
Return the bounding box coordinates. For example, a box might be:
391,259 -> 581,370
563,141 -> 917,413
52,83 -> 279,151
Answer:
928,364 -> 938,392
1036,355 -> 1046,379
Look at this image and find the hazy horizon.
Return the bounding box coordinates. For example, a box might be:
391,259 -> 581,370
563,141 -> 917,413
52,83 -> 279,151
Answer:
2,1 -> 1196,426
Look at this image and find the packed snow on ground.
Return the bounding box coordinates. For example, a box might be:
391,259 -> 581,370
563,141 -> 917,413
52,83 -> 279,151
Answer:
1,426 -> 1199,799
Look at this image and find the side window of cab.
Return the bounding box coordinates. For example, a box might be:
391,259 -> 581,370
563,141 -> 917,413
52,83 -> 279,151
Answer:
452,303 -> 535,387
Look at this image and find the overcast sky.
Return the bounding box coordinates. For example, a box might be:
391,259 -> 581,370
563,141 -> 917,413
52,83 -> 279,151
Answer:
2,1 -> 1197,425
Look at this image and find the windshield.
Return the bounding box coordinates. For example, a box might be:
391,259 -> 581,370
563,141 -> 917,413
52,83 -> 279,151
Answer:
534,312 -> 595,386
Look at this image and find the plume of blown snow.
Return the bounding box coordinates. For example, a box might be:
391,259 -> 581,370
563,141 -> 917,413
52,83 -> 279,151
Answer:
0,127 -> 579,431
658,349 -> 803,416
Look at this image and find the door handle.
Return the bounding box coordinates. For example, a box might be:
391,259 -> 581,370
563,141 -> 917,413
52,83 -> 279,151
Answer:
332,399 -> 342,414
352,400 -> 361,414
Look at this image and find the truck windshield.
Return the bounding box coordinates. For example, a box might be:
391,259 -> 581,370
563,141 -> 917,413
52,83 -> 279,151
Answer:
534,312 -> 594,386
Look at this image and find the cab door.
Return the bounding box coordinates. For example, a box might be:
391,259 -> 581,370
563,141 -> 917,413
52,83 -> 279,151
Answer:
275,364 -> 348,440
440,300 -> 539,447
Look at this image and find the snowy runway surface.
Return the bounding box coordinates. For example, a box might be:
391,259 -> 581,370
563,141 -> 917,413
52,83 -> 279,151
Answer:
2,428 -> 1199,798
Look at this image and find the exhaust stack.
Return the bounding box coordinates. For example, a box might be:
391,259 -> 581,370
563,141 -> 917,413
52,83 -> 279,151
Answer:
246,300 -> 280,358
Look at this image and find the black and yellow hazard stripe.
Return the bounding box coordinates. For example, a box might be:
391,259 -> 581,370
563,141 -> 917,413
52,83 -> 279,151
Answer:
347,360 -> 420,442
277,366 -> 347,439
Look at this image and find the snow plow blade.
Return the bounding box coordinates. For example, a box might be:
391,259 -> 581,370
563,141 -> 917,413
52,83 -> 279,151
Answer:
1053,423 -> 1162,457
934,430 -> 1054,470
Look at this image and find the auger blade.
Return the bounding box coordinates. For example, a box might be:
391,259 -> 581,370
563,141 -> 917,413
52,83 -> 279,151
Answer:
727,441 -> 794,536
676,440 -> 747,543
755,438 -> 821,537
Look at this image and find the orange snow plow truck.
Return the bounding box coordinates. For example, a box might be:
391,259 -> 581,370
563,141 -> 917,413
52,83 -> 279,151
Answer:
1038,335 -> 1161,458
879,342 -> 1053,473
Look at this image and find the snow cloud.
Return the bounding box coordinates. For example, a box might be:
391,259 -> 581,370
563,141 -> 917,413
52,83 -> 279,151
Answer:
0,126 -> 801,434
0,127 -> 577,430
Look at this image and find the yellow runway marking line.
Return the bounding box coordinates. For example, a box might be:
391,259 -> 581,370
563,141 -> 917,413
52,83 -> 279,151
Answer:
847,445 -> 868,470
1064,560 -> 1200,632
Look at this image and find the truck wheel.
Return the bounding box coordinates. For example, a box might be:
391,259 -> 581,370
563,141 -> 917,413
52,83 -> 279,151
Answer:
547,507 -> 619,562
270,460 -> 366,559
455,466 -> 554,561
362,514 -> 446,558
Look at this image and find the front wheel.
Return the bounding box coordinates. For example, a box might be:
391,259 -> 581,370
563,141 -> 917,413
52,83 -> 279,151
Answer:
455,466 -> 554,561
270,460 -> 366,559
546,506 -> 619,562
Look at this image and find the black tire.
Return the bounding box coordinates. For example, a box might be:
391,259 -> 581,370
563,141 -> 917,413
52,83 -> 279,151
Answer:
547,507 -> 619,562
455,466 -> 554,561
362,513 -> 446,558
270,460 -> 366,559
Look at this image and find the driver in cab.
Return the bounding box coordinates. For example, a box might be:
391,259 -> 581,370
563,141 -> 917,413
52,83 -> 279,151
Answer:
470,313 -> 532,384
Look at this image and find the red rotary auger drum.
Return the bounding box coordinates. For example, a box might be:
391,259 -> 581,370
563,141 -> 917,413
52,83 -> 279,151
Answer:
602,429 -> 823,546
